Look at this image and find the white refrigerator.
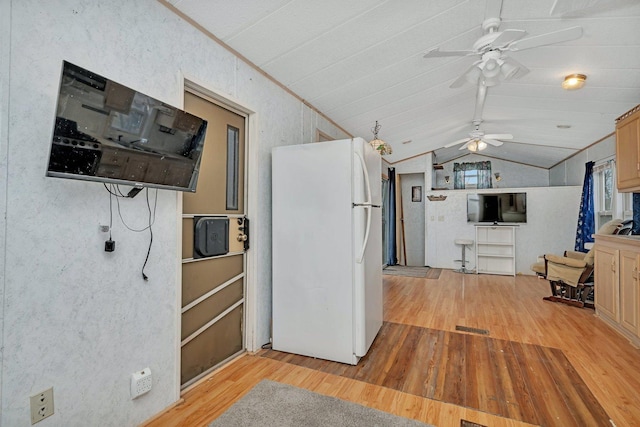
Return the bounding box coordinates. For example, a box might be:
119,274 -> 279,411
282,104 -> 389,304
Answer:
271,137 -> 383,365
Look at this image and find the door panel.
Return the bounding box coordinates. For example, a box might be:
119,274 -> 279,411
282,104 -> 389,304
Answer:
181,91 -> 246,387
181,279 -> 243,339
182,256 -> 243,306
180,305 -> 243,385
183,95 -> 244,214
620,250 -> 639,334
595,245 -> 619,321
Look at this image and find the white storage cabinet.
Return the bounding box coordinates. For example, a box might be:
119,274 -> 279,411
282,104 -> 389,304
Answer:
475,225 -> 516,276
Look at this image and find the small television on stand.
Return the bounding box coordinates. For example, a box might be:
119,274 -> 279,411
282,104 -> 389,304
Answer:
467,192 -> 527,223
46,61 -> 208,192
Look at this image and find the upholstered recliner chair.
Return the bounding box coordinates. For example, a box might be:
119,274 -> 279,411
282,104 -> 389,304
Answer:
531,218 -> 624,308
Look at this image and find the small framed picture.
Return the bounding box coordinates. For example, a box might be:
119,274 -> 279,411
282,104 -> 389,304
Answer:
411,186 -> 422,202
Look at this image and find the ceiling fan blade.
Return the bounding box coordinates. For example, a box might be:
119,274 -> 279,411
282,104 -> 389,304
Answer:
484,133 -> 513,140
424,48 -> 475,58
553,0 -> 634,17
444,137 -> 471,148
492,29 -> 527,49
459,140 -> 473,150
485,0 -> 503,19
550,0 -> 600,16
449,61 -> 482,88
482,138 -> 504,147
507,26 -> 583,51
501,56 -> 530,79
449,74 -> 470,89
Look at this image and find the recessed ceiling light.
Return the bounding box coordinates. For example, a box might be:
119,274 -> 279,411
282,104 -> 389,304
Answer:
557,124 -> 572,129
562,73 -> 587,90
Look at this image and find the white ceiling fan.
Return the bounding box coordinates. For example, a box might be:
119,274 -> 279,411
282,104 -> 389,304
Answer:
444,121 -> 513,152
442,78 -> 512,151
424,0 -> 583,88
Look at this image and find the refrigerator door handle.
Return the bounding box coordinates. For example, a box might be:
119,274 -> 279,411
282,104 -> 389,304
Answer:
355,152 -> 372,264
356,152 -> 372,205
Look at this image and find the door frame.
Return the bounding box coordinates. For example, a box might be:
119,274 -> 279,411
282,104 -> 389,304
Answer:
398,172 -> 426,267
175,74 -> 258,397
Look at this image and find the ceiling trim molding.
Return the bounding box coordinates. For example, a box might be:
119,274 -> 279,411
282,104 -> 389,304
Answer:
463,153 -> 550,170
386,150 -> 434,165
548,131 -> 615,170
436,152 -> 468,165
499,140 -> 579,151
157,0 -> 353,139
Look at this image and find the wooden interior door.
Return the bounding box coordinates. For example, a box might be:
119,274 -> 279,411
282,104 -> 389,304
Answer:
180,90 -> 247,388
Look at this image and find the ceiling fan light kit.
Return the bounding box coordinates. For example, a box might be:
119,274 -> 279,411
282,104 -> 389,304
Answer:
464,139 -> 488,153
500,59 -> 520,80
425,5 -> 583,90
562,73 -> 587,90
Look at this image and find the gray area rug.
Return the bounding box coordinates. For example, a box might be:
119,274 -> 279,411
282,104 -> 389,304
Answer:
383,265 -> 430,277
208,380 -> 433,427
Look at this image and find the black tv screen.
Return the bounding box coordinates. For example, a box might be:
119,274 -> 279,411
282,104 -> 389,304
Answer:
467,193 -> 527,223
46,61 -> 208,192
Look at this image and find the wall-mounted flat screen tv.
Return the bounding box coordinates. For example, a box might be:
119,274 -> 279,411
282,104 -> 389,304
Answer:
467,192 -> 527,223
46,61 -> 208,192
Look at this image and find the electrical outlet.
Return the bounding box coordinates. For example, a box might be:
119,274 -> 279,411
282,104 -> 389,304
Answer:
30,387 -> 54,424
131,368 -> 152,399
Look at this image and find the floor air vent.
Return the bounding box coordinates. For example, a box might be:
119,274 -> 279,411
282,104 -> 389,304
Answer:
455,325 -> 489,335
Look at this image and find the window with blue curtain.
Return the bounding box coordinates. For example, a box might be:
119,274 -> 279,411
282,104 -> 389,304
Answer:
453,161 -> 492,189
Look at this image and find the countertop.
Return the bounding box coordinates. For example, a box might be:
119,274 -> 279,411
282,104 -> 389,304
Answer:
595,233 -> 640,248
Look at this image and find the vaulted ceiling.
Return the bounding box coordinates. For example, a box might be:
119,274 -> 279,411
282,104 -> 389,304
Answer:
162,0 -> 640,168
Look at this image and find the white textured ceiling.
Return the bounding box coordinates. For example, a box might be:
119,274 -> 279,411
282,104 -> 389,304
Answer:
164,0 -> 640,168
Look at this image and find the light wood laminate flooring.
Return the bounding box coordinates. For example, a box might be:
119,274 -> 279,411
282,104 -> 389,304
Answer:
143,270 -> 640,427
